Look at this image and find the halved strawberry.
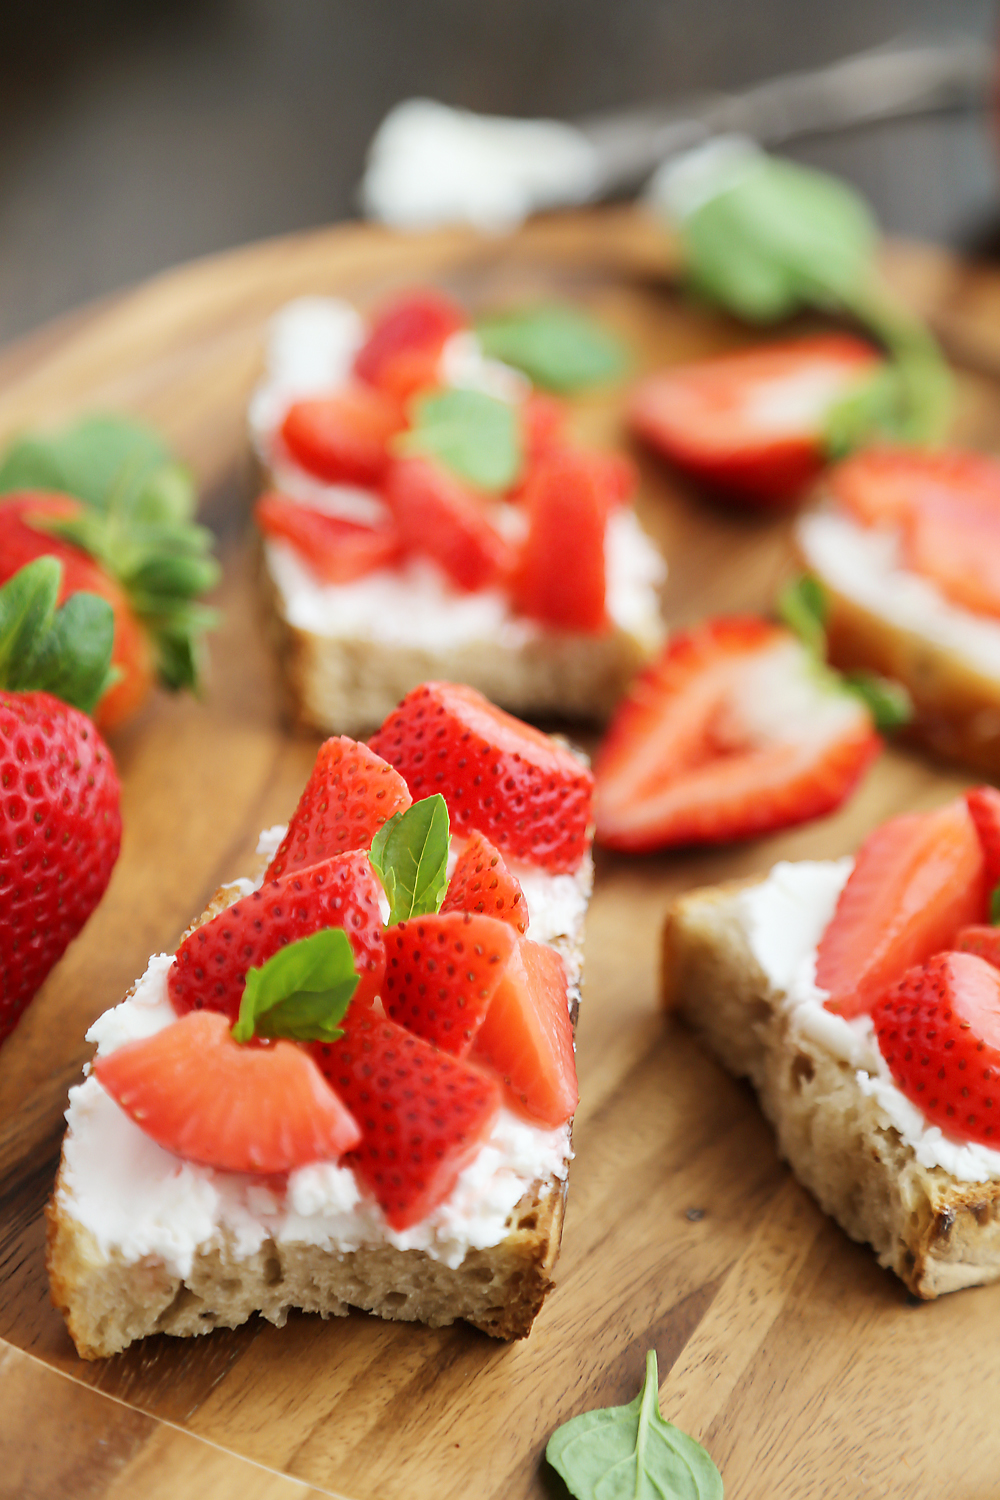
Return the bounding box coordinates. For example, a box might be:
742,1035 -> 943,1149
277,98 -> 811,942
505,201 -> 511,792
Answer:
256,493 -> 403,584
470,938 -> 577,1128
94,1010 -> 361,1173
382,455 -> 514,592
873,951 -> 1000,1146
966,785 -> 1000,888
594,617 -> 880,852
353,290 -> 466,402
828,447 -> 1000,530
629,334 -> 878,505
381,911 -> 517,1054
264,736 -> 411,882
956,926 -> 1000,968
279,385 -> 403,487
900,490 -> 1000,618
313,1010 -> 501,1229
512,449 -> 608,632
441,832 -> 528,934
816,798 -> 988,1018
169,850 -> 386,1020
369,681 -> 594,873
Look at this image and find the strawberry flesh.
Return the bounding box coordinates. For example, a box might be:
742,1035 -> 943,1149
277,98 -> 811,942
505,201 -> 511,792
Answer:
383,455 -> 514,592
95,1009 -> 360,1172
169,851 -> 386,1021
381,911 -> 517,1055
265,736 -> 411,882
956,926 -> 1000,969
873,951 -> 1000,1146
0,690 -> 121,1046
630,334 -> 878,505
369,680 -> 594,873
441,831 -> 528,933
966,785 -> 1000,889
512,449 -> 608,631
817,798 -> 988,1018
313,1010 -> 501,1229
470,938 -> 577,1128
280,384 -> 402,486
256,493 -> 402,583
594,617 -> 879,851
353,290 -> 466,401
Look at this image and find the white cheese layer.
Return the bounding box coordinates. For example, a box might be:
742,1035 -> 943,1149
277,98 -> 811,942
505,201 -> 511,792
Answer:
56,830 -> 588,1279
736,859 -> 1000,1183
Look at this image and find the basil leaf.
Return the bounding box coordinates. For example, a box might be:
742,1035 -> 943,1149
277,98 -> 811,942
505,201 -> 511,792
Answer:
231,928 -> 359,1044
476,304 -> 628,392
842,671 -> 913,733
0,414 -> 170,512
547,1350 -> 723,1500
0,559 -> 115,713
369,794 -> 450,925
777,574 -> 827,659
399,388 -> 521,492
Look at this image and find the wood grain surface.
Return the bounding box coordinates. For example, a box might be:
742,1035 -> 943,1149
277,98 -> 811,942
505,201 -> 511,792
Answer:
1,209 -> 999,1499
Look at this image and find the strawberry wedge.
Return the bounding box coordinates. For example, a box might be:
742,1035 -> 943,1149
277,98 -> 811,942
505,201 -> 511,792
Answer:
629,334 -> 878,506
816,798 -> 988,1018
594,617 -> 880,851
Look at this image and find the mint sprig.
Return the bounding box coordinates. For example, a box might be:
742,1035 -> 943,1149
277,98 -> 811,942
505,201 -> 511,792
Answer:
397,388 -> 521,492
660,141 -> 951,449
546,1350 -> 724,1500
476,304 -> 628,392
0,414 -> 220,694
232,929 -> 359,1044
0,557 -> 114,716
369,794 -> 450,925
777,573 -> 912,734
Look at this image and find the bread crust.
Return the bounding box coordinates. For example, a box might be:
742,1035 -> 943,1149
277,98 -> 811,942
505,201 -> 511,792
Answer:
48,865 -> 584,1359
258,544 -> 659,738
662,881 -> 1000,1299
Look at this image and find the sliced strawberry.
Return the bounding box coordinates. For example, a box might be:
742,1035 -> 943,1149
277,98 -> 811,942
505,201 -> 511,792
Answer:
354,290 -> 466,401
382,455 -> 514,592
512,450 -> 608,632
169,850 -> 386,1020
900,490 -> 1000,618
966,785 -> 1000,888
522,392 -> 567,462
256,493 -> 402,584
629,334 -> 878,505
817,798 -> 988,1018
956,926 -> 1000,969
95,1010 -> 360,1173
873,951 -> 1000,1147
280,384 -> 402,486
265,736 -> 411,881
313,1010 -> 501,1229
441,832 -> 528,934
369,681 -> 594,873
381,911 -> 517,1054
470,938 -> 577,1128
828,447 -> 1000,530
594,617 -> 880,852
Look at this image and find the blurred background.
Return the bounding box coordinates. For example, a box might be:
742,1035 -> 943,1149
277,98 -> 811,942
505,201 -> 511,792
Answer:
0,0 -> 995,346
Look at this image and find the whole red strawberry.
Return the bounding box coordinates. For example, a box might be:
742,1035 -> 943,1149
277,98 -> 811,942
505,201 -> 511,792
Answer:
0,559 -> 121,1046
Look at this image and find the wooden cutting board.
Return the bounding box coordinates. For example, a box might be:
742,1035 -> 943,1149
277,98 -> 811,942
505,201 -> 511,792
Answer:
2,208 -> 1000,1500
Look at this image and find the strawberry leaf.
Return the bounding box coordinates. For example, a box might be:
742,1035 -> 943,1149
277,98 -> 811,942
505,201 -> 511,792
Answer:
0,414 -> 169,511
398,388 -> 521,492
0,558 -> 115,715
232,928 -> 359,1044
369,794 -> 450,925
476,305 -> 628,392
546,1350 -> 724,1500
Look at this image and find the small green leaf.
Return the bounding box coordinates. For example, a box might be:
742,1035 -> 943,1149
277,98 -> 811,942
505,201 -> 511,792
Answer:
842,671 -> 913,733
546,1350 -> 724,1500
398,388 -> 521,492
777,574 -> 827,658
369,795 -> 450,925
990,885 -> 1000,927
0,559 -> 115,713
232,928 -> 359,1044
476,304 -> 629,392
0,556 -> 60,681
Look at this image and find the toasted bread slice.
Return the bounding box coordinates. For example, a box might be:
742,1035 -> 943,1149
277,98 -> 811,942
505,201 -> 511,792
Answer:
662,877 -> 1000,1298
48,852 -> 589,1360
